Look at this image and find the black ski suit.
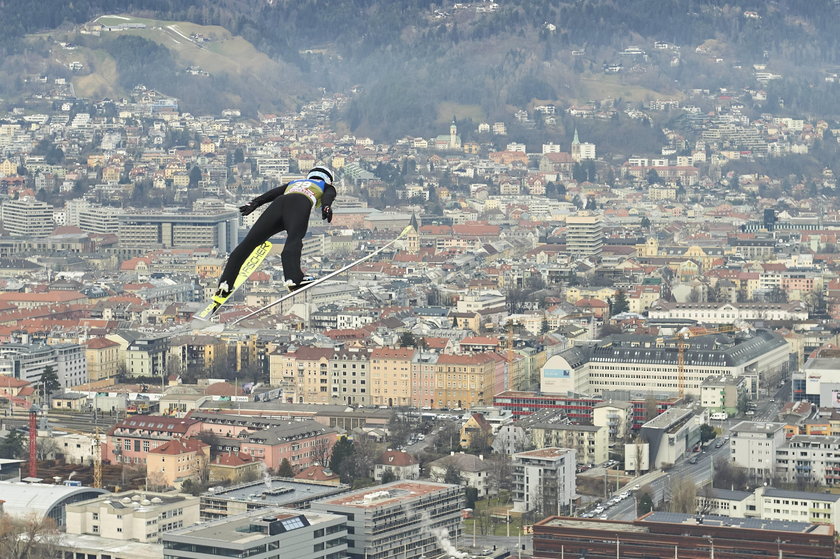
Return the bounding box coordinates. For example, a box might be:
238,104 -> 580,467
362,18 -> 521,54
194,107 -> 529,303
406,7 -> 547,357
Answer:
219,180 -> 337,288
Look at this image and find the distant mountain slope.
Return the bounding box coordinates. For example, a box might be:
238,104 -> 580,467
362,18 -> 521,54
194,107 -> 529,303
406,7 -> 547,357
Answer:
3,1 -> 840,138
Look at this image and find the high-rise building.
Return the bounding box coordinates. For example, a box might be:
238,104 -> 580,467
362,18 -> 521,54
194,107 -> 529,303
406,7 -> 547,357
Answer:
512,448 -> 576,515
79,206 -> 121,234
311,480 -> 463,559
117,210 -> 238,251
565,212 -> 603,260
1,198 -> 53,238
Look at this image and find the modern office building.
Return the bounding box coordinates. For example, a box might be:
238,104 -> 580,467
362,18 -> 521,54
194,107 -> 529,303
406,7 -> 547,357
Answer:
532,513 -> 834,559
540,329 -> 790,398
163,507 -> 349,559
1,197 -> 53,238
117,210 -> 238,251
565,212 -> 603,260
78,206 -> 121,234
639,407 -> 704,469
512,448 -> 576,515
311,480 -> 463,559
0,481 -> 107,527
0,342 -> 86,387
65,490 -> 200,542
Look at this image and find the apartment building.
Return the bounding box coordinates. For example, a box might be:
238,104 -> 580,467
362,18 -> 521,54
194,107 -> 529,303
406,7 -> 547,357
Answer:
512,447 -> 576,515
434,352 -> 498,409
65,490 -> 200,542
103,415 -> 203,465
370,347 -> 415,407
146,438 -> 211,490
163,508 -> 348,559
311,480 -> 463,559
122,333 -> 170,378
411,352 -> 438,408
775,434 -> 840,487
85,337 -> 120,381
329,346 -> 371,407
271,346 -> 333,404
729,421 -> 787,477
700,374 -> 747,415
527,422 -> 608,466
565,212 -> 603,260
233,420 -> 338,472
593,400 -> 634,441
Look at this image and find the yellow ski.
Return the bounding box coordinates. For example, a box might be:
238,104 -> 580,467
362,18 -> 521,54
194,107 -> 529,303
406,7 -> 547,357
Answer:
195,241 -> 272,319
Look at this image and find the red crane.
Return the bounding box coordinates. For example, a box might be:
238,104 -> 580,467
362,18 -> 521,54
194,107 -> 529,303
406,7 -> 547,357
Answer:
28,406 -> 38,479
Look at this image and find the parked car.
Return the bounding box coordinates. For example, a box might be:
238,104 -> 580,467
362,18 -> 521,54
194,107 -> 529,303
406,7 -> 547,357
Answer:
688,455 -> 699,464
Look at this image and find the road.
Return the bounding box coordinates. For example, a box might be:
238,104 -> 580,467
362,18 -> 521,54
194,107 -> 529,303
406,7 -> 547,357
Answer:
605,383 -> 795,521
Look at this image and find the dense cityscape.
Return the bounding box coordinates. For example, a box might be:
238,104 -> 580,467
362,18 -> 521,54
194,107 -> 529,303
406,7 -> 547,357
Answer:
5,4 -> 840,559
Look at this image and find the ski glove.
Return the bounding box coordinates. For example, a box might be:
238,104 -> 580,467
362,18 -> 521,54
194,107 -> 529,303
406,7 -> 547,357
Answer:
321,205 -> 333,223
239,201 -> 259,216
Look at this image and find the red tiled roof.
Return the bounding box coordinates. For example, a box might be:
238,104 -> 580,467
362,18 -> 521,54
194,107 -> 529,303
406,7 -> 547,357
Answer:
287,347 -> 333,361
376,450 -> 417,467
294,464 -> 340,482
150,438 -> 209,455
214,451 -> 256,467
86,337 -> 120,350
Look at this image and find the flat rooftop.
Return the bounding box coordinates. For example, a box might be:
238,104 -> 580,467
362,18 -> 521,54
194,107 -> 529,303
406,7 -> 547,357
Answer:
317,480 -> 454,509
541,517 -> 648,534
515,447 -> 575,459
205,478 -> 346,505
731,421 -> 786,434
167,508 -> 340,543
642,512 -> 833,535
642,407 -> 694,430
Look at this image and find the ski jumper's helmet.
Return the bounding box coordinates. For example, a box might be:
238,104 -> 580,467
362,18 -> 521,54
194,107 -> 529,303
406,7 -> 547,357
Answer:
307,166 -> 334,185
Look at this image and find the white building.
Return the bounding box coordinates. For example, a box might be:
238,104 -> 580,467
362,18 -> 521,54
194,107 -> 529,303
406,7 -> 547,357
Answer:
648,300 -> 809,323
163,507 -> 348,559
639,407 -> 705,469
512,447 -> 576,515
730,421 -> 787,477
429,452 -> 491,497
540,330 -> 790,398
565,212 -> 603,260
311,480 -> 463,559
775,434 -> 840,487
802,356 -> 840,408
697,486 -> 840,531
54,342 -> 88,388
700,374 -> 747,414
0,197 -> 53,238
66,490 -> 200,542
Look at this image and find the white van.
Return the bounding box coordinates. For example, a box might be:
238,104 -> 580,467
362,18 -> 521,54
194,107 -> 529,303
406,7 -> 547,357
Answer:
710,412 -> 728,421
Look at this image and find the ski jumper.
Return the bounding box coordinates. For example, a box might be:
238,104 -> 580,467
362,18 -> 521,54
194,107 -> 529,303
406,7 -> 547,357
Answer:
219,179 -> 337,287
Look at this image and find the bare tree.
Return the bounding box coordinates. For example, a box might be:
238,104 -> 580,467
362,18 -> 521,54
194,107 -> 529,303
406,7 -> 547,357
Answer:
486,453 -> 514,497
311,436 -> 333,467
0,514 -> 61,559
669,477 -> 698,514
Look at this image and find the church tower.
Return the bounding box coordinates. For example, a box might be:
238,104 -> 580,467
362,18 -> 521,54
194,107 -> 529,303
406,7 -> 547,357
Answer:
406,213 -> 420,254
449,117 -> 458,150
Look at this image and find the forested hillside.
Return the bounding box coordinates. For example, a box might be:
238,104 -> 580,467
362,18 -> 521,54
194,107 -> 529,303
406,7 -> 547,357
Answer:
3,0 -> 840,139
